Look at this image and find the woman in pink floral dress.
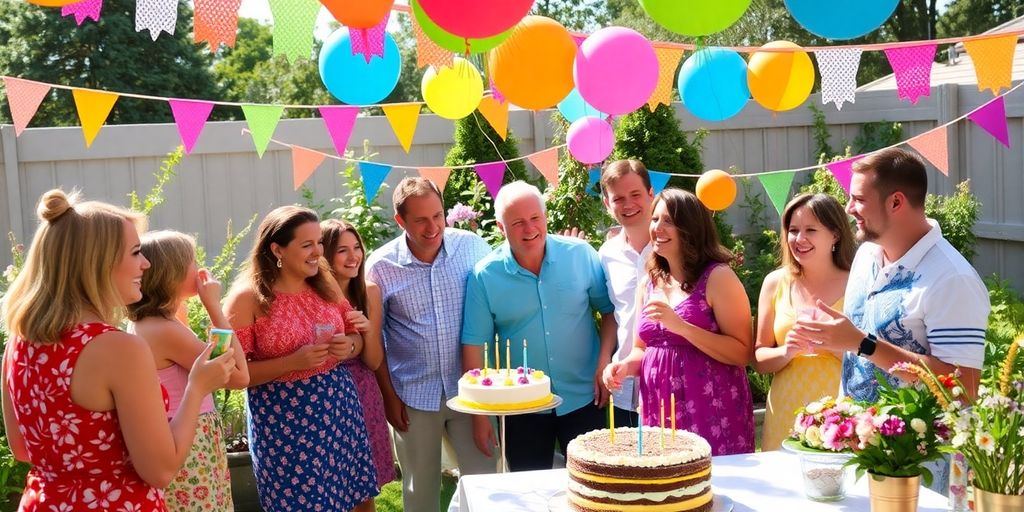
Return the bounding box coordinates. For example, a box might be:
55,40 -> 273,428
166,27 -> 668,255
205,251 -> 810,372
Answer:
1,190 -> 234,511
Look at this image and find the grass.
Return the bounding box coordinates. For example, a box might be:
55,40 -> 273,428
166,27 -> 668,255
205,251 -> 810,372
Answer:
375,472 -> 458,512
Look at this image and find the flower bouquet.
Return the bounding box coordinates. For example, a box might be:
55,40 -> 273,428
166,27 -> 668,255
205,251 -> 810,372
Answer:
784,396 -> 864,501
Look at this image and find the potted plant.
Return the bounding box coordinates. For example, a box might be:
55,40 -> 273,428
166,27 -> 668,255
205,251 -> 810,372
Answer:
783,396 -> 862,501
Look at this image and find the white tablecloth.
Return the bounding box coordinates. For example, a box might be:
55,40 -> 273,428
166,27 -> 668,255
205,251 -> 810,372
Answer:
453,450 -> 950,511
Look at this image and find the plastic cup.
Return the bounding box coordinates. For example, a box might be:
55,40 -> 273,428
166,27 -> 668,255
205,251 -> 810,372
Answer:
209,328 -> 233,359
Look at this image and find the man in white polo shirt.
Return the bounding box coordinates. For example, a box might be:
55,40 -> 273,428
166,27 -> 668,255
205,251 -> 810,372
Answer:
597,159 -> 655,426
793,147 -> 989,402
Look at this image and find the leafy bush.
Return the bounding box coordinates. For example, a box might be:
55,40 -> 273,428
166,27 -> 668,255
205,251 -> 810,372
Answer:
325,144 -> 399,252
984,276 -> 1024,380
545,116 -> 613,245
924,180 -> 980,262
611,104 -> 706,192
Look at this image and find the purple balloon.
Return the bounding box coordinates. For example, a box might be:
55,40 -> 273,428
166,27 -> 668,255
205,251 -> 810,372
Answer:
567,116 -> 614,165
574,27 -> 659,116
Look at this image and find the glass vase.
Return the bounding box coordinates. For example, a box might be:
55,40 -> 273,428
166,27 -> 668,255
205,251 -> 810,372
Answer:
796,450 -> 854,501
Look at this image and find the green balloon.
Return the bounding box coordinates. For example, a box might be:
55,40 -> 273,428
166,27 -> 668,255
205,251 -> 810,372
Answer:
412,0 -> 513,54
639,0 -> 752,36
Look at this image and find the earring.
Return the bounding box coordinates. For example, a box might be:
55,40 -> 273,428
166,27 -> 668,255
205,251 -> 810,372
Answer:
832,244 -> 837,253
276,258 -> 283,268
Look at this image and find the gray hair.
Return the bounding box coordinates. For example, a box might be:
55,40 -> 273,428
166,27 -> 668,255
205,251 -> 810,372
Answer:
494,181 -> 546,225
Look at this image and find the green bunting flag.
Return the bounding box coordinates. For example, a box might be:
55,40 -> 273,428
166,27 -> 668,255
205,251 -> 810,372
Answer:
241,104 -> 285,158
758,171 -> 796,216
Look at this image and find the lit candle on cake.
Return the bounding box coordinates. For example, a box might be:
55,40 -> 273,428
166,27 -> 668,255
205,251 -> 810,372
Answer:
670,394 -> 676,441
505,338 -> 511,376
494,337 -> 500,374
661,398 -> 667,449
608,395 -> 616,444
637,403 -> 644,456
522,339 -> 528,372
483,341 -> 489,377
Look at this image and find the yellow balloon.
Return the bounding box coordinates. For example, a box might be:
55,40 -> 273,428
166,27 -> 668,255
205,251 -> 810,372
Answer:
24,0 -> 78,5
747,41 -> 814,112
422,57 -> 484,120
695,169 -> 736,211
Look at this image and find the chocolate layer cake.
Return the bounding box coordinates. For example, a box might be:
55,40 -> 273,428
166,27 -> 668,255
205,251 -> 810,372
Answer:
566,428 -> 713,512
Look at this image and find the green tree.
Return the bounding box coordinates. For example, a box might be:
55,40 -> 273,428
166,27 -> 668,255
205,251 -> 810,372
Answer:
0,0 -> 218,126
532,0 -> 612,31
611,104 -> 706,191
938,0 -> 1024,37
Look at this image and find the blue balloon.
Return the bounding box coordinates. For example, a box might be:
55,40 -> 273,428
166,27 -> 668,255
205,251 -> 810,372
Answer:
677,47 -> 749,122
785,0 -> 898,40
319,29 -> 402,106
558,87 -> 607,123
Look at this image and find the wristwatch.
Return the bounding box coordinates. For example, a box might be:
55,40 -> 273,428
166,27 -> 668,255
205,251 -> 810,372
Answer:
857,333 -> 877,357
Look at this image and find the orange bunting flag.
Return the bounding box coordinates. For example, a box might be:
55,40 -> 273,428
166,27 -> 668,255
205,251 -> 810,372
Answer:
477,94 -> 509,140
907,126 -> 950,176
413,16 -> 453,69
382,103 -> 421,153
291,146 -> 327,190
194,0 -> 243,51
527,147 -> 560,188
3,77 -> 51,136
72,89 -> 119,147
648,47 -> 684,110
963,34 -> 1017,96
418,167 -> 452,193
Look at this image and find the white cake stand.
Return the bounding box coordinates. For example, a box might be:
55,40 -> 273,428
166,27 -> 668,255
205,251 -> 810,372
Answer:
447,394 -> 563,473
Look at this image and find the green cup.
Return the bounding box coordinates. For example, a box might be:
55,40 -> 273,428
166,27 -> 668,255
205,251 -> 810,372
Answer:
209,328 -> 233,359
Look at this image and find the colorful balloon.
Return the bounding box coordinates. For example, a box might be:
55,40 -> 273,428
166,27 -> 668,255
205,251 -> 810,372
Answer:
488,16 -> 577,111
558,88 -> 606,123
422,57 -> 484,120
411,0 -> 512,54
574,27 -> 658,116
418,0 -> 533,39
785,0 -> 898,40
24,0 -> 78,6
695,169 -> 737,211
567,116 -> 615,165
320,0 -> 393,29
319,29 -> 402,106
747,41 -> 814,112
677,48 -> 750,122
639,0 -> 752,36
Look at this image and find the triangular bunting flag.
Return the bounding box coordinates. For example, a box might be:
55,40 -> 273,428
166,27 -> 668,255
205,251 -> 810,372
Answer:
319,106 -> 359,157
647,47 -> 683,110
527,147 -> 560,188
474,162 -> 506,200
967,96 -> 1010,148
3,77 -> 51,136
906,126 -> 950,176
758,171 -> 797,215
648,170 -> 672,195
72,89 -> 119,147
586,168 -> 601,197
241,104 -> 285,158
168,99 -> 214,154
194,0 -> 243,50
884,44 -> 938,104
477,95 -> 509,140
963,34 -> 1017,96
412,15 -> 453,69
136,0 -> 177,41
358,161 -> 392,204
816,48 -> 862,111
382,103 -> 421,153
291,146 -> 326,190
267,0 -> 321,63
825,156 -> 864,195
418,167 -> 452,193
350,12 -> 389,63
62,0 -> 102,25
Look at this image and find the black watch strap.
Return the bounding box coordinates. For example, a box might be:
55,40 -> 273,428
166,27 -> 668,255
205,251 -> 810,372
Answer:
857,333 -> 877,357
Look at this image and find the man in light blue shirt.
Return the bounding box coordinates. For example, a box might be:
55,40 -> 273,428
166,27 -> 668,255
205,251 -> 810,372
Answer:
366,177 -> 495,512
462,181 -> 617,471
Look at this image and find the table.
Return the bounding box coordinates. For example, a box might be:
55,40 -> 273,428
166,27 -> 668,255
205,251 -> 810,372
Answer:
453,450 -> 951,511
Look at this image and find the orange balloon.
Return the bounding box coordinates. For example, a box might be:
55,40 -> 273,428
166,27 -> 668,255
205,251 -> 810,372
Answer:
695,169 -> 736,211
320,0 -> 394,29
488,16 -> 577,110
24,0 -> 78,6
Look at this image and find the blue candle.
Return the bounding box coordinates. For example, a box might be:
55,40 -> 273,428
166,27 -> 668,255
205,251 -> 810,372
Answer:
522,339 -> 528,372
637,404 -> 644,456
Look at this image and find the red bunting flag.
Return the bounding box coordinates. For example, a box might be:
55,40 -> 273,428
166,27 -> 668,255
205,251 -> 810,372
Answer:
906,127 -> 949,176
3,77 -> 51,136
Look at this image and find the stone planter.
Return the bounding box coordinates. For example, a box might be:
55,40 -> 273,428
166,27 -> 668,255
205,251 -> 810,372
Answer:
227,451 -> 263,512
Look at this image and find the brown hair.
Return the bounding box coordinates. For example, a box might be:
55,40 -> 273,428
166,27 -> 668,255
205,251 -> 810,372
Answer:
235,206 -> 338,315
321,218 -> 368,311
646,189 -> 733,291
3,189 -> 147,343
600,159 -> 652,198
779,194 -> 856,275
393,177 -> 443,219
853,147 -> 928,208
128,231 -> 196,321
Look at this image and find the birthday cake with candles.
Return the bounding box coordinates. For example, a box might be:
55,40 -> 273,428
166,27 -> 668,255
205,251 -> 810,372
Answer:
566,427 -> 713,512
455,367 -> 552,411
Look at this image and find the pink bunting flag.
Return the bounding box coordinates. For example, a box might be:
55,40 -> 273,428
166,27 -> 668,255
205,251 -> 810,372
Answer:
489,79 -> 506,105
527,147 -> 560,188
474,162 -> 507,200
3,77 -> 51,136
884,44 -> 938,104
350,12 -> 390,63
907,126 -> 950,176
825,156 -> 865,195
194,0 -> 243,50
168,99 -> 214,154
62,0 -> 103,25
967,96 -> 1010,148
572,34 -> 587,47
319,106 -> 359,157
291,146 -> 327,190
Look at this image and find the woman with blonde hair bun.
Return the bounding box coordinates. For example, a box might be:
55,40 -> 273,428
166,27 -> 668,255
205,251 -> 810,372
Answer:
1,189 -> 234,510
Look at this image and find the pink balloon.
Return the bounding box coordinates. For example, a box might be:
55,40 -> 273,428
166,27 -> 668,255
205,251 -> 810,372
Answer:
574,27 -> 659,116
567,116 -> 614,165
417,0 -> 534,39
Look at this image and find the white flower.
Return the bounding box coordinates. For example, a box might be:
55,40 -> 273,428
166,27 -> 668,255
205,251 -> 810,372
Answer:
952,386 -> 962,397
805,401 -> 823,415
1019,427 -> 1024,438
2,265 -> 14,283
1018,339 -> 1024,349
978,385 -> 990,397
975,431 -> 996,455
805,426 -> 823,448
910,418 -> 927,434
952,432 -> 969,448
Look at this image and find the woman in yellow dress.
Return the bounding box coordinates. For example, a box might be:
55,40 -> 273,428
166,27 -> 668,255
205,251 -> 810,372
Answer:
754,193 -> 856,451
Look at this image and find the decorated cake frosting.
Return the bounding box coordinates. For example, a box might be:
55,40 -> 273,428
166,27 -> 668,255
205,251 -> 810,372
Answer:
566,428 -> 713,512
455,367 -> 552,411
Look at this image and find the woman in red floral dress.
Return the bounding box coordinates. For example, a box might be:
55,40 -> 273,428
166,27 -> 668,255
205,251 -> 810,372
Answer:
1,190 -> 234,511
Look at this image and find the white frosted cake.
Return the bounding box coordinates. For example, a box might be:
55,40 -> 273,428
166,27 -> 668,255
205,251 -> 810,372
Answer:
455,367 -> 552,411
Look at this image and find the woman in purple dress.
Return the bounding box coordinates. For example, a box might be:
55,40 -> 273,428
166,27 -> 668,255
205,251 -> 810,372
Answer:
604,189 -> 755,455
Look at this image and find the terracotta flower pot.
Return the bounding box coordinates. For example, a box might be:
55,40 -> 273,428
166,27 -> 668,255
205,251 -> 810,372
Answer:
867,473 -> 920,512
973,486 -> 1024,512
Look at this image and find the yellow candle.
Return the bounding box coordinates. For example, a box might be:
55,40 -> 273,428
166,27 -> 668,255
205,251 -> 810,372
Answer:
670,394 -> 676,441
506,338 -> 511,376
608,395 -> 616,444
494,337 -> 500,373
660,398 -> 665,449
483,341 -> 489,377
